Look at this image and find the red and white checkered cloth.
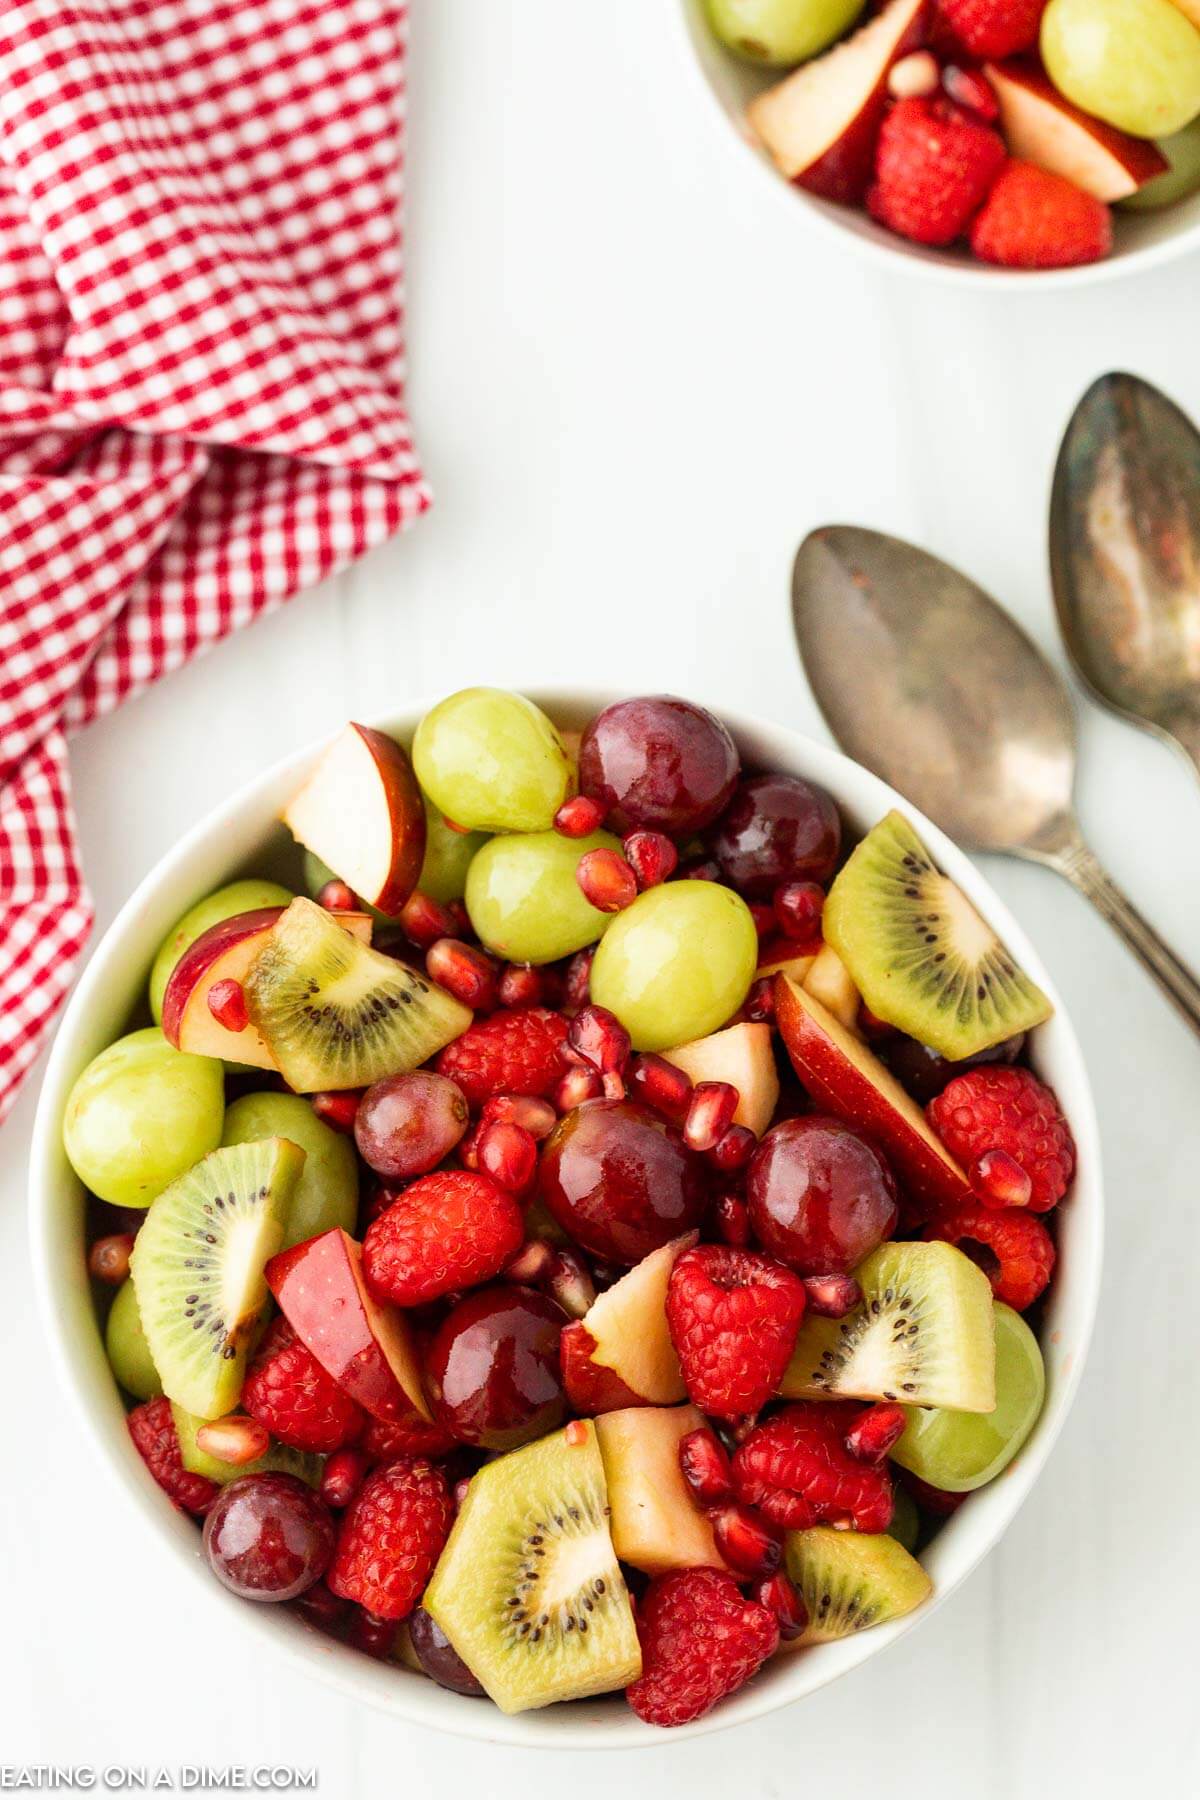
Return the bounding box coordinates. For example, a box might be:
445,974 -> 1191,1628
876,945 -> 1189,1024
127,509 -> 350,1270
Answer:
0,0 -> 430,1125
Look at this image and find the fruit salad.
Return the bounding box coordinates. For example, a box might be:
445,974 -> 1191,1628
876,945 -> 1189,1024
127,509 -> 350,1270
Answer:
706,0 -> 1200,269
71,691 -> 1077,1727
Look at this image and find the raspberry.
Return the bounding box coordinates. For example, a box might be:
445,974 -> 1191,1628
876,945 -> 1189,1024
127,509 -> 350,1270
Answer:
626,1568 -> 779,1728
360,1411 -> 459,1462
666,1245 -> 807,1419
128,1397 -> 219,1516
732,1403 -> 895,1533
362,1169 -> 524,1307
436,1007 -> 570,1109
928,1065 -> 1075,1212
242,1319 -> 365,1454
932,0 -> 1045,59
969,161 -> 1111,270
925,1203 -> 1055,1312
867,97 -> 1007,247
327,1458 -> 454,1620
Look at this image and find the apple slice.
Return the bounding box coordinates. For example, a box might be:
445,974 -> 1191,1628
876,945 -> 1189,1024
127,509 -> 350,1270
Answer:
747,0 -> 926,202
283,722 -> 426,917
662,1022 -> 779,1137
986,58 -> 1168,201
757,934 -> 818,984
595,1405 -> 729,1577
775,975 -> 969,1212
266,1227 -> 430,1422
560,1233 -> 695,1415
802,942 -> 860,1033
161,906 -> 372,1066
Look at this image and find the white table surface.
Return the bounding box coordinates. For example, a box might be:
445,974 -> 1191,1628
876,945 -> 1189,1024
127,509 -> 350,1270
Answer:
5,1 -> 1199,1789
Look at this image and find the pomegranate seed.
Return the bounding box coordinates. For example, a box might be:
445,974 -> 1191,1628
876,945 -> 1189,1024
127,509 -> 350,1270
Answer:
748,902 -> 775,939
546,1248 -> 596,1319
503,1238 -> 556,1284
477,1120 -> 538,1193
498,963 -> 546,1008
710,1504 -> 783,1576
677,855 -> 720,882
88,1232 -> 134,1284
774,880 -> 825,942
427,938 -> 499,1010
622,831 -> 678,890
294,1581 -> 348,1632
709,1123 -> 756,1173
458,1123 -> 482,1170
888,48 -> 939,98
678,1427 -> 734,1509
311,1089 -> 364,1135
207,978 -> 248,1033
750,1570 -> 808,1642
555,794 -> 607,837
714,1191 -> 751,1247
627,1053 -> 692,1123
554,1065 -> 603,1111
320,1449 -> 368,1509
195,1416 -> 270,1467
317,878 -> 358,912
744,977 -> 776,1024
567,1003 -> 631,1076
563,947 -> 594,1013
564,1419 -> 589,1447
971,1148 -> 1033,1210
443,816 -> 472,835
802,1272 -> 862,1318
576,848 -> 637,913
481,1093 -> 557,1140
943,63 -> 999,122
845,1403 -> 907,1463
399,890 -> 457,950
446,900 -> 473,939
684,1081 -> 739,1152
361,1181 -> 398,1229
858,1003 -> 895,1041
348,1609 -> 398,1659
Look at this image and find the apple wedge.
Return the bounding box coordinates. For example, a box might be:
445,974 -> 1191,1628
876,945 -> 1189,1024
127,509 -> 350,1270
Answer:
747,0 -> 926,202
595,1405 -> 729,1577
757,934 -> 818,985
283,722 -> 426,917
161,906 -> 372,1066
987,59 -> 1168,201
802,942 -> 860,1033
560,1233 -> 695,1415
775,975 -> 969,1212
662,1021 -> 779,1137
266,1227 -> 430,1422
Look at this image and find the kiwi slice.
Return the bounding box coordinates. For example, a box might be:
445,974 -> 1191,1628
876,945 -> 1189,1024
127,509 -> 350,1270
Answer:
130,1138 -> 303,1421
782,1241 -> 996,1414
785,1528 -> 932,1645
823,811 -> 1052,1060
423,1423 -> 641,1713
244,897 -> 472,1092
170,1402 -> 321,1487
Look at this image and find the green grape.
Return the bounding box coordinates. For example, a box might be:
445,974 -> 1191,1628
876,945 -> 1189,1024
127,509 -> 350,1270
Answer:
64,1028 -> 224,1209
105,1278 -> 162,1401
149,878 -> 293,1023
412,689 -> 571,834
706,0 -> 866,66
1041,0 -> 1200,139
886,1483 -> 920,1555
590,880 -> 759,1052
222,1091 -> 357,1249
466,829 -> 622,965
1121,117 -> 1200,207
891,1304 -> 1045,1493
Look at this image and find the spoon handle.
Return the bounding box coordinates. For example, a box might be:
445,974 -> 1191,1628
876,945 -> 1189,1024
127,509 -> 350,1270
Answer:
1049,840 -> 1200,1038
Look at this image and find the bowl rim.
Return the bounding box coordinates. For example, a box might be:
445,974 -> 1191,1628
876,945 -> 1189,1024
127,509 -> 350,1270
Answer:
672,0 -> 1200,293
28,688 -> 1104,1748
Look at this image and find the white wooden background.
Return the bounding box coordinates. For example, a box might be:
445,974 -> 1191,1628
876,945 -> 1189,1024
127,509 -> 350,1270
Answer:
4,1 -> 1199,1789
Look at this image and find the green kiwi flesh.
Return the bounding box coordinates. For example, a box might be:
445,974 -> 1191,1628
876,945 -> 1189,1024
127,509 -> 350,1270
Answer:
423,1423 -> 641,1713
170,1402 -> 321,1487
245,897 -> 472,1091
782,1241 -> 996,1414
130,1138 -> 303,1420
785,1527 -> 932,1644
823,810 -> 1052,1059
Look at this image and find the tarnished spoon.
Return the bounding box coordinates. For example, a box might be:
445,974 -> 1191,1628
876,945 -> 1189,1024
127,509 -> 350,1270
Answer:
792,524 -> 1200,1037
1050,370 -> 1200,774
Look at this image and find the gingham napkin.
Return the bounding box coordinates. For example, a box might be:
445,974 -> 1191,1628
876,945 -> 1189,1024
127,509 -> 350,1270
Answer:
0,0 -> 430,1126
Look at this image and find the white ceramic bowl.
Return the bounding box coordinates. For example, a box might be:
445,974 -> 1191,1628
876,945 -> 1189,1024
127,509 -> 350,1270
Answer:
29,691 -> 1102,1748
677,0 -> 1200,289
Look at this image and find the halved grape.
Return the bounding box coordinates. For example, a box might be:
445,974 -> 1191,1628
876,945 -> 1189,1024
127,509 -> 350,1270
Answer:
221,1091 -> 357,1249
890,1304 -> 1045,1493
465,829 -> 622,964
105,1278 -> 162,1401
1041,0 -> 1200,140
706,0 -> 867,67
589,880 -> 758,1051
149,879 -> 293,1023
413,689 -> 571,834
64,1028 -> 224,1209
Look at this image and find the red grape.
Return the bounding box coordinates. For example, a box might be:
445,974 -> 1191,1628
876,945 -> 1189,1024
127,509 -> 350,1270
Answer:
880,1031 -> 1025,1105
426,1285 -> 568,1451
408,1607 -> 485,1695
707,773 -> 841,897
578,696 -> 739,835
202,1474 -> 335,1602
538,1097 -> 709,1264
354,1071 -> 469,1180
747,1114 -> 898,1276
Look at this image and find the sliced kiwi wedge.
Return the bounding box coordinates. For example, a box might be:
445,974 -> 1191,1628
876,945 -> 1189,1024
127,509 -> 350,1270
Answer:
785,1527 -> 932,1645
423,1423 -> 641,1713
130,1138 -> 303,1421
244,897 -> 472,1092
823,811 -> 1052,1060
782,1241 -> 996,1414
170,1402 -> 321,1487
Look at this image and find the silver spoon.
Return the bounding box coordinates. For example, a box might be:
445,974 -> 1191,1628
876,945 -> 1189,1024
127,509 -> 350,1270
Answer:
1050,370 -> 1200,775
792,524 -> 1200,1038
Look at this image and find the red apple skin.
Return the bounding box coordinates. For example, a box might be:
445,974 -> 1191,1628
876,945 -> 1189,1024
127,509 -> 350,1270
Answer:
349,724 -> 427,916
795,0 -> 927,203
986,58 -> 1168,200
161,908 -> 286,1049
561,1322 -> 650,1416
266,1228 -> 429,1423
